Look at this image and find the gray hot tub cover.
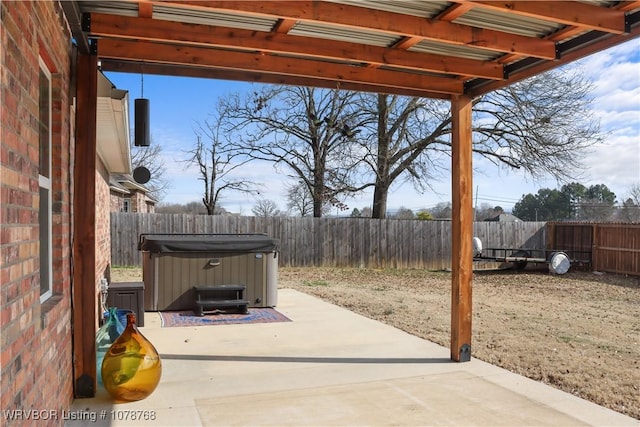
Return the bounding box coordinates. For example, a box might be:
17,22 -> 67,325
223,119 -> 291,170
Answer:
138,233 -> 279,253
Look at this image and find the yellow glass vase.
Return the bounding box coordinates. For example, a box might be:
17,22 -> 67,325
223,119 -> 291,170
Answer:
101,313 -> 162,402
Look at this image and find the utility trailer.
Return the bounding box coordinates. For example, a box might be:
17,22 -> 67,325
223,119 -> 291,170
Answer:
472,238 -> 591,274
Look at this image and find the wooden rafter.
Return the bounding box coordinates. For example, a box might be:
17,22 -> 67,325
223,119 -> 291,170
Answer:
273,18 -> 297,33
99,59 -> 452,99
436,3 -> 474,22
141,0 -> 558,59
81,1 -> 639,98
462,1 -> 628,35
391,36 -> 423,51
468,20 -> 640,97
97,38 -> 464,95
618,1 -> 640,12
89,13 -> 505,81
138,1 -> 153,18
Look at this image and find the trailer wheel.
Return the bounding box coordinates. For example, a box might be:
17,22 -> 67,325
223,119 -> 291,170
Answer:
510,250 -> 530,270
549,251 -> 571,275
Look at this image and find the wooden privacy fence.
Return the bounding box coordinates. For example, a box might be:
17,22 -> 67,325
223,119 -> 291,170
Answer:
111,213 -> 546,269
548,222 -> 640,276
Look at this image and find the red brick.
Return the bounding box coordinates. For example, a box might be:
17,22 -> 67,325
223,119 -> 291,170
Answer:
1,1 -> 74,420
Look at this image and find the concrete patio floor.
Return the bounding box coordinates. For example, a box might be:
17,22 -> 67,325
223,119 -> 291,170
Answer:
67,289 -> 637,426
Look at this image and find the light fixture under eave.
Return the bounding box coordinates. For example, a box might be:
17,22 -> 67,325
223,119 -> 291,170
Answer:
134,69 -> 150,147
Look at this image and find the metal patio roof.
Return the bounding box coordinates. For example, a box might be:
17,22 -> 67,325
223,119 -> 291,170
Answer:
65,1 -> 640,99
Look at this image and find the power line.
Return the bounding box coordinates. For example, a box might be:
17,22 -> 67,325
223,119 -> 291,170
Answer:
475,195 -> 521,204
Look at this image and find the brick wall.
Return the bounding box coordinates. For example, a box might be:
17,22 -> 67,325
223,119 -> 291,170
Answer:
1,1 -> 74,425
110,188 -> 155,213
110,191 -> 126,212
132,191 -> 147,213
96,159 -> 111,300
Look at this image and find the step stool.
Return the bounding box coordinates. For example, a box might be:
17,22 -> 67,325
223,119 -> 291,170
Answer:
193,285 -> 249,316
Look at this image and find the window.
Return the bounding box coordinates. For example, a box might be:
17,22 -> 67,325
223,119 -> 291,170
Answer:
122,198 -> 131,213
39,58 -> 52,302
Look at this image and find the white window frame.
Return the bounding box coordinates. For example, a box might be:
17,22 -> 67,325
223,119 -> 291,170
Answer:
123,197 -> 131,213
39,57 -> 53,302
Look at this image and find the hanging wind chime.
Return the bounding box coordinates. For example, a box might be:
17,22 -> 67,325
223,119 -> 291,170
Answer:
134,67 -> 150,147
132,65 -> 152,185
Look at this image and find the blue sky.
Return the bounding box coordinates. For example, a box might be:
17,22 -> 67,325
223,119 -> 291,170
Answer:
104,39 -> 640,215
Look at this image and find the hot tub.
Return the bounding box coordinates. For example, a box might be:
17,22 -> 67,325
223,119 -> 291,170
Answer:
138,233 -> 279,311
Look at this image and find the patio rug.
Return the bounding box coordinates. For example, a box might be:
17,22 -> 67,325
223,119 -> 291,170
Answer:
159,308 -> 291,328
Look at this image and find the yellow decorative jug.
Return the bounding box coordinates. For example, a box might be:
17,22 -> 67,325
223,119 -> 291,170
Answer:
101,313 -> 162,402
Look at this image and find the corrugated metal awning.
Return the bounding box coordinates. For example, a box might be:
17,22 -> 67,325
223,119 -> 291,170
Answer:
72,0 -> 639,98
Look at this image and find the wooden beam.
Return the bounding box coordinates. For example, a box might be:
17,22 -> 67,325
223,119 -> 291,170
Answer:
273,18 -> 297,33
450,94 -> 473,363
468,24 -> 640,97
88,13 -> 505,80
97,38 -> 465,95
436,3 -> 474,22
72,52 -> 98,397
391,36 -> 423,50
618,1 -> 640,12
138,1 -> 153,18
99,59 -> 452,99
152,0 -> 557,59
466,1 -> 628,35
495,0 -> 638,67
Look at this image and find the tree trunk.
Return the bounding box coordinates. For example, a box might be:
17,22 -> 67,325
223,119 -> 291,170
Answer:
313,145 -> 326,217
372,94 -> 391,219
312,173 -> 324,217
204,200 -> 215,215
372,183 -> 389,219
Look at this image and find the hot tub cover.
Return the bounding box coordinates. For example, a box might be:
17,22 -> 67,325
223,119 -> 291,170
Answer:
138,233 -> 279,253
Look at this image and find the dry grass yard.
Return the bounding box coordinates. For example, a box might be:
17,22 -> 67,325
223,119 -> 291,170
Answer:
112,266 -> 639,420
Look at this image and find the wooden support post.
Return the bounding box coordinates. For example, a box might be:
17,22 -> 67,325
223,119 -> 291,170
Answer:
591,224 -> 599,271
72,52 -> 98,397
450,94 -> 473,362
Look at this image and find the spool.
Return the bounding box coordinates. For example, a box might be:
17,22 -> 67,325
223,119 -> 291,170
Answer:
549,252 -> 570,275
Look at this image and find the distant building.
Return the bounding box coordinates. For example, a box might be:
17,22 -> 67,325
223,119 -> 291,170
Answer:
485,213 -> 522,222
110,173 -> 156,213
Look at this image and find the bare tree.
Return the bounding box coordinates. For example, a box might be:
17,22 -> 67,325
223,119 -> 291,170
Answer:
285,181 -> 314,217
354,93 -> 450,218
156,201 -> 209,215
130,139 -> 170,202
184,109 -> 258,215
219,67 -> 600,219
618,184 -> 640,222
252,199 -> 281,217
628,184 -> 640,205
429,202 -> 452,219
222,86 -> 369,217
349,206 -> 372,218
359,206 -> 373,218
354,66 -> 603,218
391,207 -> 415,220
472,67 -> 601,180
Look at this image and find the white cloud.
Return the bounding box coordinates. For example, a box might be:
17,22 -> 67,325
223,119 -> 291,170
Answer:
593,88 -> 640,114
583,133 -> 640,190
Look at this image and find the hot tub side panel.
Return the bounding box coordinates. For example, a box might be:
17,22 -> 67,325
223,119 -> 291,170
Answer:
148,252 -> 272,311
266,252 -> 278,306
142,251 -> 156,311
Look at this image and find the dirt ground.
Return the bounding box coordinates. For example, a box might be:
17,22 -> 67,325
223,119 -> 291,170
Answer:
112,265 -> 640,419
